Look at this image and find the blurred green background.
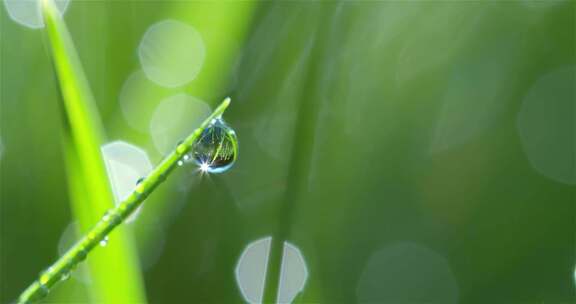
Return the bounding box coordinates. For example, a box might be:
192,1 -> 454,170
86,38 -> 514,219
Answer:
1,0 -> 575,303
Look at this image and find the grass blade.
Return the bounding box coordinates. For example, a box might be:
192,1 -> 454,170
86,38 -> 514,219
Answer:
19,0 -> 147,302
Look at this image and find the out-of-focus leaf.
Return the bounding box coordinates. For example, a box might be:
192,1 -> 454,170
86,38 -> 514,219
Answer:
41,0 -> 146,302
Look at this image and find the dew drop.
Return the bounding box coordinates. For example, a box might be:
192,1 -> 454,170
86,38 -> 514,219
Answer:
177,149 -> 193,167
136,177 -> 145,185
60,272 -> 70,281
99,237 -> 109,247
102,211 -> 110,222
191,118 -> 238,173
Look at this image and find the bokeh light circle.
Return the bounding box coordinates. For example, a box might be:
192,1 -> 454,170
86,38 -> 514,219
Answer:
119,70 -> 173,132
149,93 -> 211,155
517,66 -> 575,185
138,19 -> 206,88
357,242 -> 459,303
101,141 -> 153,222
3,0 -> 69,29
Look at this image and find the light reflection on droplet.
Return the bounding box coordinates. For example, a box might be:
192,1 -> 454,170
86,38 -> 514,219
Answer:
138,19 -> 206,88
101,141 -> 153,222
235,237 -> 272,304
149,93 -> 211,155
356,242 -> 458,303
57,222 -> 91,284
277,242 -> 309,304
3,0 -> 69,29
517,66 -> 575,184
99,236 -> 108,247
119,70 -> 174,132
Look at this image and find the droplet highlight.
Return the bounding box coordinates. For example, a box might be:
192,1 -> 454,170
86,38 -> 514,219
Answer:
99,237 -> 109,247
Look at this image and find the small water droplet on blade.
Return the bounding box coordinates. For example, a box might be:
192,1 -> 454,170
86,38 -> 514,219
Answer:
60,272 -> 70,281
99,237 -> 109,247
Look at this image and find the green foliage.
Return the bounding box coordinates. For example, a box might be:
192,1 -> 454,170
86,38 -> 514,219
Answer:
2,1 -> 574,303
18,96 -> 231,303
20,0 -> 146,302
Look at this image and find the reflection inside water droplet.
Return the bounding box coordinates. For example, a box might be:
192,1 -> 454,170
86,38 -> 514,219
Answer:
191,118 -> 238,173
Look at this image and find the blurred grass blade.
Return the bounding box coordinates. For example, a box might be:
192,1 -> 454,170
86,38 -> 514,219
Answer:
40,0 -> 146,302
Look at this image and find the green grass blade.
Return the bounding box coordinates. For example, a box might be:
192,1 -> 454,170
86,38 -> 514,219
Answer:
34,0 -> 146,302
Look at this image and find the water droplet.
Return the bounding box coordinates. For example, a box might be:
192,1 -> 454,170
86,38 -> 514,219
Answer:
191,119 -> 238,173
176,150 -> 193,167
102,211 -> 110,222
60,272 -> 70,281
136,177 -> 145,185
99,237 -> 109,247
